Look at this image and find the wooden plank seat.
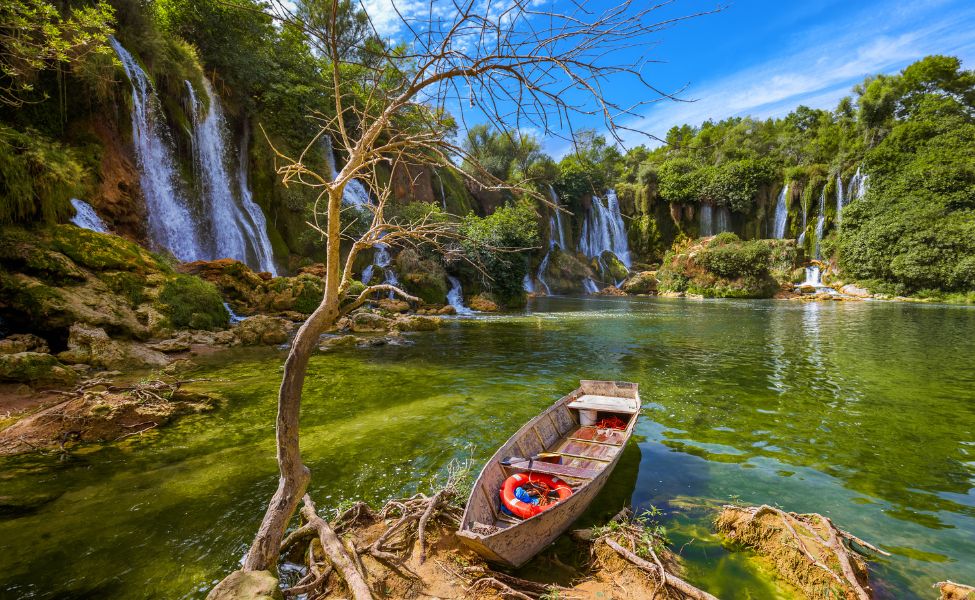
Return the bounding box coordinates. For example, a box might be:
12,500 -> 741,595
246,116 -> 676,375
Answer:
556,438 -> 620,462
507,459 -> 600,481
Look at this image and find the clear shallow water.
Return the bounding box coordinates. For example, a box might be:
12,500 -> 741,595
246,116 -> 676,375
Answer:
1,297 -> 973,598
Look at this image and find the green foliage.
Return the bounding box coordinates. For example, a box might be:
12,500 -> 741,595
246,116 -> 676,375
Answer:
699,234 -> 772,278
0,0 -> 116,107
157,275 -> 228,330
0,125 -> 90,224
460,202 -> 539,306
658,236 -> 780,298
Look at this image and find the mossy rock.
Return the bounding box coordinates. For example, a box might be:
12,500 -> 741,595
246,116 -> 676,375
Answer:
157,275 -> 229,331
50,225 -> 170,274
0,227 -> 86,284
0,352 -> 75,384
290,274 -> 324,314
622,271 -> 658,295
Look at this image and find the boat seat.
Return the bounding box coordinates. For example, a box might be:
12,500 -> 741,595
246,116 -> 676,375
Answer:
507,459 -> 600,481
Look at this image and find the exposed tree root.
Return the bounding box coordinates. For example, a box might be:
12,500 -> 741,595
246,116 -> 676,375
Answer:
716,505 -> 887,600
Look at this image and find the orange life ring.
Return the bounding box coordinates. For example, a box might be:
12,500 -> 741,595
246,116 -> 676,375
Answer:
500,472 -> 573,519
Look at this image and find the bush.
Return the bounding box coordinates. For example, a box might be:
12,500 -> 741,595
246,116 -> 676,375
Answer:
698,238 -> 772,279
158,275 -> 228,330
460,202 -> 539,306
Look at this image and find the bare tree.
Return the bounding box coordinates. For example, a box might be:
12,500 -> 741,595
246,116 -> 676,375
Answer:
224,0 -> 713,594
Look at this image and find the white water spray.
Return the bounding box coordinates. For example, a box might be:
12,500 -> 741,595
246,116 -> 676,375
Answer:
446,275 -> 474,315
580,189 -> 630,267
70,199 -> 109,233
813,187 -> 826,259
772,184 -> 789,238
110,37 -> 202,261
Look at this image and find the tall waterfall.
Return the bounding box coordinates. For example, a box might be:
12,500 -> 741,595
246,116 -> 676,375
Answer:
535,185 -> 568,295
110,37 -> 202,261
849,167 -> 869,202
237,127 -> 278,274
700,203 -> 713,236
797,196 -> 808,246
70,199 -> 109,233
715,206 -> 731,234
446,275 -> 474,315
580,189 -> 630,267
835,174 -> 846,225
813,187 -> 826,259
772,184 -> 789,238
186,79 -> 277,274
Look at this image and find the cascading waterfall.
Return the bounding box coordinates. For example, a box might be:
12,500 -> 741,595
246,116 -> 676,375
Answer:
535,185 -> 568,295
849,167 -> 869,202
446,275 -> 474,315
582,278 -> 599,294
110,37 -> 202,261
835,174 -> 846,225
185,79 -> 277,274
797,196 -> 808,246
70,199 -> 109,233
237,127 -> 278,274
436,172 -> 447,212
522,274 -> 535,293
813,187 -> 826,259
715,206 -> 731,234
699,203 -> 714,236
772,184 -> 789,238
579,189 -> 630,290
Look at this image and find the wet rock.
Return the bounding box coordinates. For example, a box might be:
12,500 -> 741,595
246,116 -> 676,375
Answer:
378,298 -> 410,313
0,352 -> 76,384
206,570 -> 283,600
393,315 -> 441,332
234,315 -> 294,346
437,305 -> 457,315
621,271 -> 658,295
596,285 -> 626,296
0,334 -> 49,355
799,284 -> 817,294
319,334 -> 357,351
468,294 -> 499,312
350,311 -> 391,333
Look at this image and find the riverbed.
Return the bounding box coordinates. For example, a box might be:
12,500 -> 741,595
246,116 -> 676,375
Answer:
1,296 -> 973,599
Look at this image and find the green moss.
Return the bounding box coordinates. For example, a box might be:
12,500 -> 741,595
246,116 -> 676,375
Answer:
0,227 -> 87,284
291,274 -> 324,314
98,271 -> 147,307
50,225 -> 169,274
157,275 -> 229,330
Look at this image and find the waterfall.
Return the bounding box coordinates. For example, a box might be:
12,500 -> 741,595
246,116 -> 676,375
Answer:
835,174 -> 846,225
185,79 -> 277,274
772,184 -> 789,238
522,274 -> 535,293
109,37 -> 202,261
223,302 -> 246,324
699,203 -> 714,236
70,199 -> 109,233
582,277 -> 599,294
536,185 -> 567,295
813,187 -> 826,259
446,276 -> 474,315
436,172 -> 447,212
580,189 -> 630,267
323,136 -> 372,207
849,167 -> 869,202
237,127 -> 278,274
801,265 -> 823,287
797,196 -> 808,246
716,206 -> 731,234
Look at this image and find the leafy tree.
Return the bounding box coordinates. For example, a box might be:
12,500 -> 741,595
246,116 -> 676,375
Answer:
460,202 -> 540,305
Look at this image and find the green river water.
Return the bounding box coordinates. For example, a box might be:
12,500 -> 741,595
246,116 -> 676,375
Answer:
1,296 -> 973,599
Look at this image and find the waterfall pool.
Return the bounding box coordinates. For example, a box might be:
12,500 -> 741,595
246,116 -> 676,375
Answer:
1,296 -> 973,599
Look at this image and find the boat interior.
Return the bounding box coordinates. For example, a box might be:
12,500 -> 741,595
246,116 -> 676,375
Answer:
465,389 -> 640,532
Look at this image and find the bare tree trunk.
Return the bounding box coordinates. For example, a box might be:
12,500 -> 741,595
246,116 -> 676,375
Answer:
242,188 -> 344,572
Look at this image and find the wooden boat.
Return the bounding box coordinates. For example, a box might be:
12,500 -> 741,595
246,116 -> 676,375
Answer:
457,380 -> 641,567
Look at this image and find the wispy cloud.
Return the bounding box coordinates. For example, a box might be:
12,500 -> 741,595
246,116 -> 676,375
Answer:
613,1 -> 975,149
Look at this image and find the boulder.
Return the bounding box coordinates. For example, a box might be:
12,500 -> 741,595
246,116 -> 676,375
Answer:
57,324 -> 168,370
234,316 -> 294,346
621,271 -> 658,295
350,311 -> 391,333
0,352 -> 76,384
840,284 -> 872,298
0,334 -> 49,355
597,286 -> 626,296
468,294 -> 499,312
393,315 -> 441,332
378,298 -> 410,313
319,334 -> 357,351
206,570 -> 283,600
437,305 -> 457,315
147,338 -> 192,353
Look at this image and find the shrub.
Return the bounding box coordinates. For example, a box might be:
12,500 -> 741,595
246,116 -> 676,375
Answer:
158,275 -> 228,330
698,239 -> 772,279
460,201 -> 539,306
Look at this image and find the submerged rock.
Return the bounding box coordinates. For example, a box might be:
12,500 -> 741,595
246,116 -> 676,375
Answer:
319,334 -> 357,351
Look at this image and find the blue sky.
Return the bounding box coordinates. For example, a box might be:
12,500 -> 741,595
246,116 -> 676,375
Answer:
360,0 -> 975,154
